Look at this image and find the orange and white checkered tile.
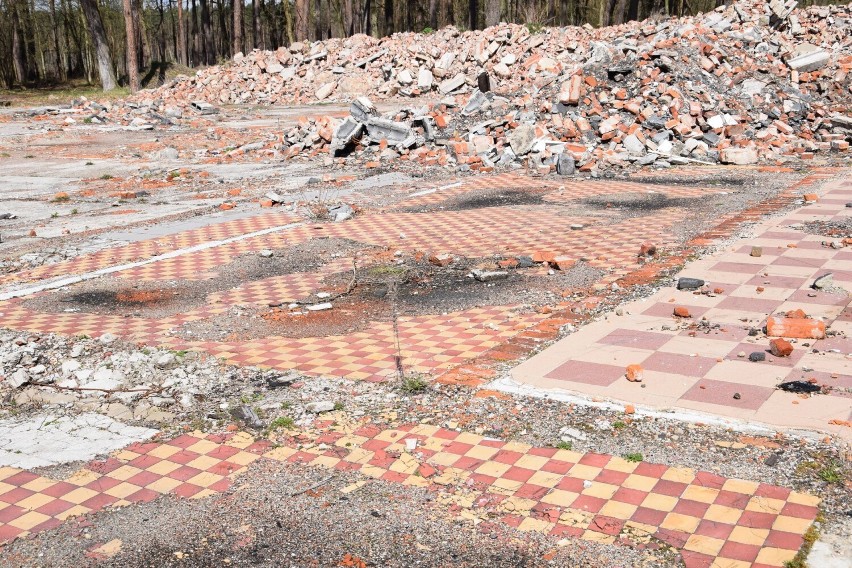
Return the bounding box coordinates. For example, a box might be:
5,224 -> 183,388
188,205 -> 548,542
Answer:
0,421 -> 819,568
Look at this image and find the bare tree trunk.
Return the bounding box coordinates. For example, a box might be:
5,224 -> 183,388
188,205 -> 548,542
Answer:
382,0 -> 396,36
363,0 -> 372,35
48,0 -> 64,80
428,0 -> 437,28
199,0 -> 214,63
123,0 -> 140,92
252,0 -> 260,47
468,0 -> 478,30
79,0 -> 117,90
10,2 -> 27,86
342,0 -> 352,36
233,0 -> 242,53
294,0 -> 308,40
484,0 -> 499,26
177,0 -> 187,64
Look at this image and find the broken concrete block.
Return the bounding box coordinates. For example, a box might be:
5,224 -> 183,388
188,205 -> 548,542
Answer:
331,117 -> 364,154
398,69 -> 414,85
417,68 -> 433,90
462,89 -> 489,116
315,82 -> 336,100
366,118 -> 411,144
507,123 -> 536,156
720,147 -> 758,165
439,73 -> 466,94
350,97 -> 378,122
190,100 -> 217,114
786,43 -> 829,72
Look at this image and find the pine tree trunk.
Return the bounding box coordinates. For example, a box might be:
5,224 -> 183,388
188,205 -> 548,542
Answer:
233,0 -> 242,53
484,0 -> 499,26
177,0 -> 186,64
468,0 -> 478,30
294,0 -> 308,40
11,3 -> 27,86
79,0 -> 117,90
199,0 -> 214,64
123,0 -> 140,92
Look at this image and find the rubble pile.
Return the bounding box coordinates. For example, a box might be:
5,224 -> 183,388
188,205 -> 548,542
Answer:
79,0 -> 852,172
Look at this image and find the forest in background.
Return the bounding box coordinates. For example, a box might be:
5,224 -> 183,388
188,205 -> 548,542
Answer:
0,0 -> 844,91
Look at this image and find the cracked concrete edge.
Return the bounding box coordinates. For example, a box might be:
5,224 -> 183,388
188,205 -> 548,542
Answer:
486,376 -> 829,443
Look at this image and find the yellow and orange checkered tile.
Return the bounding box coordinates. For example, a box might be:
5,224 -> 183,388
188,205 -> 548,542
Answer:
0,420 -> 819,568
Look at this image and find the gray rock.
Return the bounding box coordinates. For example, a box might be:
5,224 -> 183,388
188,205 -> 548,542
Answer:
306,401 -> 336,413
158,147 -> 179,160
472,269 -> 509,282
7,369 -> 29,388
98,333 -> 117,344
556,153 -> 575,175
749,352 -> 766,362
622,134 -> 646,155
812,273 -> 833,289
259,249 -> 274,258
507,124 -> 536,156
350,97 -> 378,122
231,405 -> 264,428
677,277 -> 705,290
328,203 -> 354,222
155,353 -> 178,370
417,68 -> 433,90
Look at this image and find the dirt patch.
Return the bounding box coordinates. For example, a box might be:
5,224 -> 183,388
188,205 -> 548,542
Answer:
801,219 -> 852,239
23,238 -> 374,318
176,257 -> 601,340
398,187 -> 547,213
582,193 -> 711,213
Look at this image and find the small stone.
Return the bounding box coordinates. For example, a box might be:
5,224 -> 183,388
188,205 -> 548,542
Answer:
7,369 -> 29,388
155,353 -> 178,370
733,392 -> 741,400
307,302 -> 333,311
472,269 -> 509,282
259,250 -> 274,258
306,401 -> 335,413
231,405 -> 263,429
811,273 -> 833,289
737,351 -> 746,358
673,306 -> 691,318
769,338 -> 793,357
98,333 -> 117,344
626,364 -> 643,382
677,277 -> 705,290
750,246 -> 762,257
570,224 -> 584,230
749,352 -> 766,362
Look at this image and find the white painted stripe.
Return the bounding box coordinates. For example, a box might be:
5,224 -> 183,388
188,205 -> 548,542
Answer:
0,220 -> 304,301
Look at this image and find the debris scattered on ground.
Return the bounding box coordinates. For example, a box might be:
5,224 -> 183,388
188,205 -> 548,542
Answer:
46,0 -> 851,176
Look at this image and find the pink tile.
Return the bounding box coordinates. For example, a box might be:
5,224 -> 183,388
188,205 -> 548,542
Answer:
545,360 -> 627,386
642,352 -> 718,377
725,343 -> 805,368
642,303 -> 710,319
787,288 -> 849,306
716,296 -> 783,314
680,379 -> 773,410
745,274 -> 808,289
712,261 -> 767,273
598,329 -> 674,350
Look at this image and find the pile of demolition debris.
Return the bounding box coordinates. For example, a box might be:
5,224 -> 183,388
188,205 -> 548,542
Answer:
63,0 -> 851,174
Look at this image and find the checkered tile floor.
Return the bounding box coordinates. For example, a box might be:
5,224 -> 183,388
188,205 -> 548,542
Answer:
513,175 -> 852,440
0,212 -> 300,285
0,421 -> 818,567
0,172 -> 707,382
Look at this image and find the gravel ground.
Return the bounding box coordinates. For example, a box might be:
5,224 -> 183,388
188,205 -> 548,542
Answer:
0,460 -> 676,568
